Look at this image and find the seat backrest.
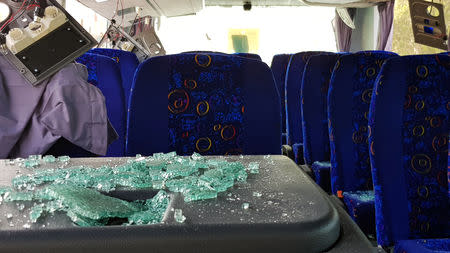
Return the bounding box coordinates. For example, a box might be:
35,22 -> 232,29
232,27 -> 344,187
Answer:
89,48 -> 139,107
285,52 -> 325,147
301,53 -> 340,166
369,54 -> 450,247
328,51 -> 398,195
127,53 -> 281,156
271,54 -> 292,137
233,53 -> 262,61
76,53 -> 126,157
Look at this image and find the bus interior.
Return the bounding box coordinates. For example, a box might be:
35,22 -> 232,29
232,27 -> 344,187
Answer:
0,0 -> 448,252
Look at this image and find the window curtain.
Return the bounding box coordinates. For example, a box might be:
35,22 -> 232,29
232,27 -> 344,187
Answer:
377,0 -> 395,51
332,9 -> 355,52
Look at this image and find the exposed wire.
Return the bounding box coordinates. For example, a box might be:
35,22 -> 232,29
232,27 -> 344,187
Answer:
0,0 -> 32,32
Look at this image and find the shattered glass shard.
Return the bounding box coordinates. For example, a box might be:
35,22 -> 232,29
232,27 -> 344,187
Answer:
29,204 -> 45,223
3,191 -> 34,202
43,155 -> 57,163
246,162 -> 260,174
183,187 -> 217,202
174,209 -> 186,223
44,185 -> 141,220
57,156 -> 70,163
4,152 -> 257,227
129,191 -> 170,225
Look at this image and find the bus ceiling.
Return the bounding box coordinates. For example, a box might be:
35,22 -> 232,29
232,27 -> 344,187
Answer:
76,0 -> 391,23
206,0 -> 390,8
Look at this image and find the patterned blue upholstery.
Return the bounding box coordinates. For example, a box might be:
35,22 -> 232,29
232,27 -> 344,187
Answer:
328,51 -> 398,195
327,51 -> 398,236
394,239 -> 450,253
76,53 -> 126,157
126,53 -> 281,156
271,54 -> 292,144
368,54 -> 450,247
311,161 -> 331,192
342,191 -> 376,236
233,53 -> 262,61
285,51 -> 325,164
301,53 -> 339,166
89,48 -> 139,107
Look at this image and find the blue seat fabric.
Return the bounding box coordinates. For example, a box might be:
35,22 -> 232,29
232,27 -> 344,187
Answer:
369,54 -> 450,247
301,53 -> 339,166
328,51 -> 397,195
342,191 -> 376,236
233,53 -> 262,61
89,48 -> 139,107
394,239 -> 450,253
285,51 -> 325,164
311,161 -> 331,192
271,54 -> 292,144
126,53 -> 281,156
76,53 -> 126,157
327,51 -> 398,236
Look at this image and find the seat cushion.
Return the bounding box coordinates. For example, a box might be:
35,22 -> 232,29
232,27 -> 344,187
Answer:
394,239 -> 450,253
311,161 -> 331,192
292,143 -> 304,164
342,190 -> 375,236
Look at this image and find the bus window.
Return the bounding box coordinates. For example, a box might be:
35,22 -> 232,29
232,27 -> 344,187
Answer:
157,6 -> 337,64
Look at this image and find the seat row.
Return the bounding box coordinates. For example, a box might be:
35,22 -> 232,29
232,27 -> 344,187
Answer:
272,51 -> 449,252
75,50 -> 276,157
74,48 -> 449,252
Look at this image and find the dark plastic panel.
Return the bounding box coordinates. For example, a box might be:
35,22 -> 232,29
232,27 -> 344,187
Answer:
0,156 -> 343,252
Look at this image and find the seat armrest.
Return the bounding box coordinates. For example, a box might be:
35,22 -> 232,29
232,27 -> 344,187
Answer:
282,145 -> 294,160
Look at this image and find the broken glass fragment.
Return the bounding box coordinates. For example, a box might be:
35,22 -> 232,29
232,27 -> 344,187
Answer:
252,192 -> 262,197
3,152 -> 257,227
57,156 -> 70,163
184,187 -> 217,202
174,209 -> 186,223
43,155 -> 56,163
247,162 -> 260,174
29,204 -> 45,223
45,185 -> 141,221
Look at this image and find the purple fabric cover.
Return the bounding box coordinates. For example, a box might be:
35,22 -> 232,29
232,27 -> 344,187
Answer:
332,9 -> 355,52
377,0 -> 395,51
0,56 -> 117,158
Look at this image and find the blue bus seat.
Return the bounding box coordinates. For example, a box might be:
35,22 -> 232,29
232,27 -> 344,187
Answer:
369,54 -> 450,248
285,51 -> 326,164
233,53 -> 262,61
271,54 -> 292,144
126,53 -> 281,156
76,53 -> 126,157
327,51 -> 398,235
394,239 -> 450,253
301,53 -> 340,192
89,48 -> 140,107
